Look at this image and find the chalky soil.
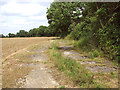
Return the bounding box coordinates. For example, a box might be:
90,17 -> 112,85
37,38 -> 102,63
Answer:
58,41 -> 118,73
17,41 -> 59,88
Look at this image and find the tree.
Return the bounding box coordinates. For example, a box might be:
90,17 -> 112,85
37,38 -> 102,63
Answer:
0,34 -> 5,38
16,30 -> 28,37
66,2 -> 120,61
8,33 -> 16,37
47,2 -> 82,38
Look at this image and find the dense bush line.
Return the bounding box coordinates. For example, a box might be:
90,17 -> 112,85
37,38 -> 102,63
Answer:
1,26 -> 56,38
47,2 -> 120,62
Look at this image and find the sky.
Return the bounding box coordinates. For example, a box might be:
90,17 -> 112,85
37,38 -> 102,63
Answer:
0,0 -> 54,35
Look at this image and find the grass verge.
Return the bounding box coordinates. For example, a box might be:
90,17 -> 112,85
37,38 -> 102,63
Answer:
48,42 -> 109,88
64,39 -> 119,67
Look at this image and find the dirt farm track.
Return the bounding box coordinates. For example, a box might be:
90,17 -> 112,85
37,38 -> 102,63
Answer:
1,37 -> 118,88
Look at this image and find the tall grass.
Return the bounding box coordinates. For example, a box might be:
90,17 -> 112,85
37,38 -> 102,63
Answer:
67,35 -> 105,60
49,42 -> 96,87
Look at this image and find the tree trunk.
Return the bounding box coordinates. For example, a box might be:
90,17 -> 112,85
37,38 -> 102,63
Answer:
96,3 -> 104,29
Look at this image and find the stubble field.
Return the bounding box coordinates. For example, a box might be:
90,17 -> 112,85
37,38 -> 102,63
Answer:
2,37 -> 55,61
2,37 -> 56,88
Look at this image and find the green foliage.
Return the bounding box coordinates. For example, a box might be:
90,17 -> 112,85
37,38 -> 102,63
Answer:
51,42 -> 58,50
16,30 -> 28,37
89,50 -> 100,59
59,86 -> 65,88
50,42 -> 108,88
66,2 -> 120,62
50,43 -> 94,87
75,37 -> 89,49
110,72 -> 117,78
28,26 -> 54,37
4,25 -> 55,38
47,2 -> 82,38
8,33 -> 16,38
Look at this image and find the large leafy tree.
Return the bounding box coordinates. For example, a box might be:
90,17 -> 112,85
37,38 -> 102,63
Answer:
47,2 -> 82,38
84,2 -> 120,60
8,33 -> 16,37
69,2 -> 120,61
16,30 -> 28,37
28,28 -> 38,37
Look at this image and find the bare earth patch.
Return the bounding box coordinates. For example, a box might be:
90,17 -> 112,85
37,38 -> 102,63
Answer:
57,40 -> 118,88
2,37 -> 59,88
20,41 -> 59,88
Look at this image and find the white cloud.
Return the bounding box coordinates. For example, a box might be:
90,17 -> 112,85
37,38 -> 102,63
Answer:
16,0 -> 54,3
12,18 -> 27,25
28,16 -> 47,21
0,0 -> 54,3
0,2 -> 46,16
0,0 -> 53,35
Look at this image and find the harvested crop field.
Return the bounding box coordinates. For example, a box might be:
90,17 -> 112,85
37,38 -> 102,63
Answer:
2,37 -> 59,88
2,37 -> 56,61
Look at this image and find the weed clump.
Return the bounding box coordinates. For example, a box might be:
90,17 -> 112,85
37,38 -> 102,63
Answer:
50,42 -> 94,87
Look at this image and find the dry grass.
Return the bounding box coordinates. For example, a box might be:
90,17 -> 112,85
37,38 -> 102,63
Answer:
2,37 -> 56,88
2,37 -> 55,60
2,50 -> 34,88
